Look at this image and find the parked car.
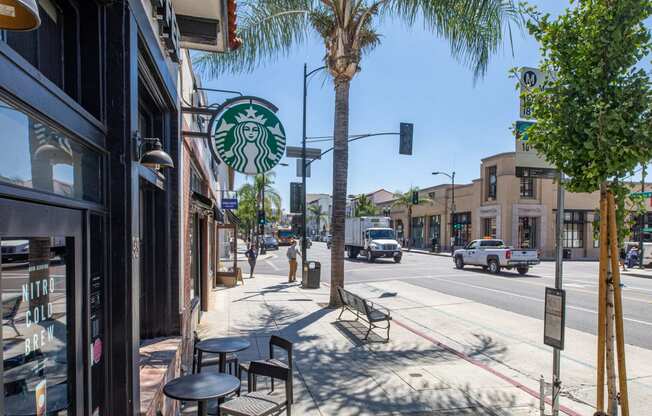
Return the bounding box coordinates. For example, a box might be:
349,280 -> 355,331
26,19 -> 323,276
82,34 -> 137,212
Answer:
453,239 -> 539,275
261,236 -> 279,250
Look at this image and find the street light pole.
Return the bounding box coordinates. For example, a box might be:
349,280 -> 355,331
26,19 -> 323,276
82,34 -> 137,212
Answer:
302,63 -> 308,280
301,63 -> 326,282
433,171 -> 455,254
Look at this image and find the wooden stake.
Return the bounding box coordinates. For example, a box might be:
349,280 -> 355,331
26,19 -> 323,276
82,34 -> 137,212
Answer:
596,189 -> 608,411
606,275 -> 617,415
608,192 -> 630,416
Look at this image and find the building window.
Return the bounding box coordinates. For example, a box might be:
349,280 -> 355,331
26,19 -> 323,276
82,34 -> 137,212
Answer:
486,166 -> 497,200
429,215 -> 441,247
518,217 -> 539,248
563,211 -> 585,248
452,212 -> 472,247
483,217 -> 497,239
520,177 -> 535,199
411,217 -> 425,248
0,97 -> 102,203
428,191 -> 436,201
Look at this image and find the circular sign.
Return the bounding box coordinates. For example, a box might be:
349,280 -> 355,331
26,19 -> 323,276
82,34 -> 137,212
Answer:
210,102 -> 286,175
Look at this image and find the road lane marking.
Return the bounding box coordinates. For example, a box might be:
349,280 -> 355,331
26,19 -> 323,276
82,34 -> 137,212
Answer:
265,260 -> 279,271
424,276 -> 652,327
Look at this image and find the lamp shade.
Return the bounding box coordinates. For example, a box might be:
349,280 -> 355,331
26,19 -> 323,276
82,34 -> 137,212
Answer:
140,139 -> 174,170
0,0 -> 41,31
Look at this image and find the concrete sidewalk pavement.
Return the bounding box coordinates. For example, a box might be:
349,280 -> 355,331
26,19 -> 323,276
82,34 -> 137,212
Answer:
195,273 -> 650,415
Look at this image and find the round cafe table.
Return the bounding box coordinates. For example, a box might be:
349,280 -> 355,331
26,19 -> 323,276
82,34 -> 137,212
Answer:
163,372 -> 240,416
196,337 -> 251,373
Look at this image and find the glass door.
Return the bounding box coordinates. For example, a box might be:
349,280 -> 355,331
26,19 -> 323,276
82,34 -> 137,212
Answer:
1,199 -> 83,415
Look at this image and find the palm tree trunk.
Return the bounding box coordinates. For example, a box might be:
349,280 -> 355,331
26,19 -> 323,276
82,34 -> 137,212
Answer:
329,79 -> 351,307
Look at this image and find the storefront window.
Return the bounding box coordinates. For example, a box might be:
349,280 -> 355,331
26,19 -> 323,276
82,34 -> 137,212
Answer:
411,217 -> 425,248
563,211 -> 584,248
429,215 -> 441,247
0,98 -> 102,203
452,212 -> 472,247
483,217 -> 497,239
2,236 -> 71,415
518,217 -> 538,248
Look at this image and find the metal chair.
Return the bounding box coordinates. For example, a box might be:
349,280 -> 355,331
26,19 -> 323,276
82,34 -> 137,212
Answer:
192,332 -> 239,375
238,336 -> 293,403
220,361 -> 292,416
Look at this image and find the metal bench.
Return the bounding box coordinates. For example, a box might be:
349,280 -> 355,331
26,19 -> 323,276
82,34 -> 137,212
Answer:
336,286 -> 391,342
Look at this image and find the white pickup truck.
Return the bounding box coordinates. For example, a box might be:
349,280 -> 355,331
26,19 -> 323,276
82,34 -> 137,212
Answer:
453,239 -> 539,275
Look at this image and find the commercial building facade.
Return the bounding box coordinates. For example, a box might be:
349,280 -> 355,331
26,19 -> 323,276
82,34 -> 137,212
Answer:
382,152 -> 652,260
0,1 -> 236,415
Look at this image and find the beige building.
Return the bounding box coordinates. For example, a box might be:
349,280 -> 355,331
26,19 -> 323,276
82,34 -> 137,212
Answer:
380,152 -> 652,260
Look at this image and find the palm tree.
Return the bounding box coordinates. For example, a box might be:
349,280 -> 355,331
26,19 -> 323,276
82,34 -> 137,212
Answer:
308,203 -> 329,237
354,194 -> 378,217
254,172 -> 282,224
235,183 -> 258,241
392,187 -> 431,248
198,0 -> 519,306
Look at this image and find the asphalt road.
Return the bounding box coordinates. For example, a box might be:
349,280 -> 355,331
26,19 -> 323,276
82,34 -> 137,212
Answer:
250,242 -> 652,350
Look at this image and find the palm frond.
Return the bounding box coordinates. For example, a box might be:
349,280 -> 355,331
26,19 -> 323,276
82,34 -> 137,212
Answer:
383,0 -> 521,80
194,0 -> 318,77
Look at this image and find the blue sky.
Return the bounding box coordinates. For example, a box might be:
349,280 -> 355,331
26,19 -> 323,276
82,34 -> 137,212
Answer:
199,1 -> 645,210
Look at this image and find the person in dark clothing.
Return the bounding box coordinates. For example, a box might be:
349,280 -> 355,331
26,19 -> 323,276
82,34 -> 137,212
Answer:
245,243 -> 258,278
619,246 -> 627,271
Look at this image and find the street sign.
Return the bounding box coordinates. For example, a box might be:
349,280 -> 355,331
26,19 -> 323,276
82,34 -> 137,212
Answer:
290,182 -> 304,213
296,159 -> 311,178
399,123 -> 414,155
221,190 -> 238,209
631,191 -> 652,198
286,146 -> 322,160
515,120 -> 557,178
519,67 -> 545,119
544,287 -> 566,350
642,227 -> 652,233
209,99 -> 286,175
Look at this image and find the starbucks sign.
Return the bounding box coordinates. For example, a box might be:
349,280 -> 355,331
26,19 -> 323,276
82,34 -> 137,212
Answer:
209,99 -> 286,175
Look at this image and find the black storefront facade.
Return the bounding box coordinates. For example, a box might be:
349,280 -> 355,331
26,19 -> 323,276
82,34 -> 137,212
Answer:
0,1 -> 221,414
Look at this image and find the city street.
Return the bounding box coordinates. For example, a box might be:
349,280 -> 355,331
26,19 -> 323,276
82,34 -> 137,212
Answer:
251,242 -> 652,350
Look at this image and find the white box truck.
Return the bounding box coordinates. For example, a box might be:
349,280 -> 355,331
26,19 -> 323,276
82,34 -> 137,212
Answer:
345,216 -> 402,263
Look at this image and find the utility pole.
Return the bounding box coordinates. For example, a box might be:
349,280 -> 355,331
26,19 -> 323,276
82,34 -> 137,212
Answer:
301,64 -> 308,281
640,164 -> 646,269
552,173 -> 565,416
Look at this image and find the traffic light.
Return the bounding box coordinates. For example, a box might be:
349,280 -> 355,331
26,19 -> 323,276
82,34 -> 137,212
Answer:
257,210 -> 266,225
290,182 -> 304,213
412,190 -> 419,205
399,122 -> 413,155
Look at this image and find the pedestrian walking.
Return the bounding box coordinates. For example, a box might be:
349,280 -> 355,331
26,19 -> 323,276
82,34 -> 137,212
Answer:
245,243 -> 258,278
627,246 -> 639,269
286,240 -> 300,282
619,246 -> 627,271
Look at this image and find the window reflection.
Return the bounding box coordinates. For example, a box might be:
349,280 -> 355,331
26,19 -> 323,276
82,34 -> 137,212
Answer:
0,98 -> 102,203
2,236 -> 70,415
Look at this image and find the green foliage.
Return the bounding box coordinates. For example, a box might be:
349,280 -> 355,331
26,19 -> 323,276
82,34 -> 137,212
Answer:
520,0 -> 652,194
392,187 -> 432,209
235,172 -> 282,237
196,0 -> 520,81
354,194 -> 378,217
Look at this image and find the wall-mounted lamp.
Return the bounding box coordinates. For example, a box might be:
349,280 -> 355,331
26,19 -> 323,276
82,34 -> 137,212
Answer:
138,136 -> 174,170
0,0 -> 41,31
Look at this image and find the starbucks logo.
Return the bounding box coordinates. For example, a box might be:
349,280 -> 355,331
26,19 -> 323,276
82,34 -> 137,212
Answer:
211,103 -> 286,175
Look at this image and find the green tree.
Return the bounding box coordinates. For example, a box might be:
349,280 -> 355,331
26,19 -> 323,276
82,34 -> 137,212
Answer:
253,172 -> 282,224
308,203 -> 328,236
392,188 -> 431,246
199,0 -> 519,306
354,194 -> 378,217
520,1 -> 652,413
235,183 -> 258,241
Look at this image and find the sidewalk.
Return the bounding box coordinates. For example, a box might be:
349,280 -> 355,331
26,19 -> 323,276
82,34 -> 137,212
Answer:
195,274 -> 651,415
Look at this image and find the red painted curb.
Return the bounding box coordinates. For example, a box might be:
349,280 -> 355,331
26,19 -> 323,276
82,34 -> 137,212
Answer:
392,319 -> 585,416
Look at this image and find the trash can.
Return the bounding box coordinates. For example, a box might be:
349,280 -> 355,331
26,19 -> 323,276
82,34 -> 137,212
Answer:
303,261 -> 321,289
563,248 -> 571,260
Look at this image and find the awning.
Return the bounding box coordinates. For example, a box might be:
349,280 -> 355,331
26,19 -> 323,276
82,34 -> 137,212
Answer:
225,209 -> 240,225
213,206 -> 225,222
191,191 -> 213,210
